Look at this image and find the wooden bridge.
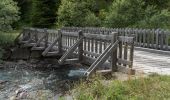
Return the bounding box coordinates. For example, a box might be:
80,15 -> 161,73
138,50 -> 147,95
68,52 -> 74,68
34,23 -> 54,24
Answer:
15,27 -> 170,76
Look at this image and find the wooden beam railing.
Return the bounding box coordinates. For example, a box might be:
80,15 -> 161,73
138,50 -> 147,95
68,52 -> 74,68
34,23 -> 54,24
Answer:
17,27 -> 135,77
62,27 -> 170,51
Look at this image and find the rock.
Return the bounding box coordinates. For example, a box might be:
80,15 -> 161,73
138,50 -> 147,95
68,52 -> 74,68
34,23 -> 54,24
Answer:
15,88 -> 25,95
30,59 -> 39,64
17,91 -> 28,99
9,96 -> 17,100
18,60 -> 27,65
0,80 -> 8,84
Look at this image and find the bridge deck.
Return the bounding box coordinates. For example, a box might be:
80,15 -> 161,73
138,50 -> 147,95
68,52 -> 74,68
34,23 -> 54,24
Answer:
133,49 -> 170,75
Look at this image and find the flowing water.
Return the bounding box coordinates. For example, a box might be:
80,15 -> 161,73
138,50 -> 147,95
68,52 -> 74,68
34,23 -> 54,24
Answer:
0,61 -> 87,100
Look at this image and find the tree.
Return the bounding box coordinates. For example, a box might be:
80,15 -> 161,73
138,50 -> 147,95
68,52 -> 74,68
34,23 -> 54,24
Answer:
0,0 -> 20,31
57,0 -> 100,27
14,0 -> 32,25
31,0 -> 60,28
105,0 -> 145,28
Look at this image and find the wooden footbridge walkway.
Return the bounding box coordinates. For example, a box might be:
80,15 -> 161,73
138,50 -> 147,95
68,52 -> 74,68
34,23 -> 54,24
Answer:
15,27 -> 170,76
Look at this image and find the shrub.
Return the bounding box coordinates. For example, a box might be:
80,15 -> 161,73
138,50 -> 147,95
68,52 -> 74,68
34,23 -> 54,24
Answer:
136,9 -> 170,29
57,0 -> 100,27
104,0 -> 145,28
0,0 -> 19,31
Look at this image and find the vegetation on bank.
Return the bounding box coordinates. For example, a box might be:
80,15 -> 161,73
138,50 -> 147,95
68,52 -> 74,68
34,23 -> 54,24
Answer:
11,0 -> 170,29
0,31 -> 19,62
73,74 -> 170,100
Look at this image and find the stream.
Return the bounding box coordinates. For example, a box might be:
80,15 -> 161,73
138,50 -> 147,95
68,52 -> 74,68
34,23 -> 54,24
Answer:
0,60 -> 87,100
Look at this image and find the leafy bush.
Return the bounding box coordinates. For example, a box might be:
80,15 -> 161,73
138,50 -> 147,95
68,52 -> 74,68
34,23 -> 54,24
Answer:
0,31 -> 18,47
84,12 -> 101,27
104,0 -> 145,28
57,0 -> 100,27
136,9 -> 170,29
0,0 -> 19,31
31,0 -> 60,28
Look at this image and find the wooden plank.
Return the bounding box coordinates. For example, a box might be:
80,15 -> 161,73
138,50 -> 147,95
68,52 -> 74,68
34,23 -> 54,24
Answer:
123,42 -> 128,66
118,36 -> 134,44
156,29 -> 159,49
129,38 -> 134,68
139,29 -> 142,47
64,58 -> 79,64
111,32 -> 118,72
143,29 -> 146,47
44,29 -> 49,48
165,31 -> 169,50
118,41 -> 122,65
45,51 -> 59,57
83,50 -> 100,58
78,31 -> 83,62
31,47 -> 45,51
83,33 -> 112,41
151,29 -> 155,49
160,30 -> 164,50
61,31 -> 78,37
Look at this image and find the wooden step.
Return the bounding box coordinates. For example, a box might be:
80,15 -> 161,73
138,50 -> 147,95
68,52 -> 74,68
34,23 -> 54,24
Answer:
23,43 -> 36,47
64,58 -> 79,64
45,51 -> 59,57
96,69 -> 112,75
19,40 -> 30,44
31,47 -> 45,51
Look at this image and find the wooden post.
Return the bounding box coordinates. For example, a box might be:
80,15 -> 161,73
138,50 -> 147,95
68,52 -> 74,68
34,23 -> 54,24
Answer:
44,28 -> 49,48
129,38 -> 134,68
78,30 -> 83,62
35,30 -> 38,42
111,32 -> 118,72
58,29 -> 62,54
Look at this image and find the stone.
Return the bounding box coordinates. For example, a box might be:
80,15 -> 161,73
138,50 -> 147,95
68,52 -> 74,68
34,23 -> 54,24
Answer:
17,91 -> 28,99
0,80 -> 8,84
9,96 -> 17,100
18,60 -> 27,65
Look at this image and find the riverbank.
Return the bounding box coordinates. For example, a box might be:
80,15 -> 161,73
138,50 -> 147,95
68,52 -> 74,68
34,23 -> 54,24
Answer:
72,74 -> 170,100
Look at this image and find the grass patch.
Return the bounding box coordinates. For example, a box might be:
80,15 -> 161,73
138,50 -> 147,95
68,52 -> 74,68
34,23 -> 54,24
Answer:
0,30 -> 19,47
74,75 -> 170,100
0,30 -> 19,62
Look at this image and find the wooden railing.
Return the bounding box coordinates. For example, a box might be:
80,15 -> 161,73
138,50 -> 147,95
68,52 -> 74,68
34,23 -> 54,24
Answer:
62,27 -> 170,51
17,27 -> 135,76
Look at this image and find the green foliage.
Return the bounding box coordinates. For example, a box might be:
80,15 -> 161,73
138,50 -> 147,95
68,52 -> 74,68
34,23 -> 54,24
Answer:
136,9 -> 170,29
84,13 -> 101,27
0,47 -> 4,62
0,0 -> 20,31
105,0 -> 145,28
0,31 -> 18,46
31,0 -> 60,28
57,0 -> 100,27
74,75 -> 170,100
14,0 -> 32,27
103,0 -> 170,29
